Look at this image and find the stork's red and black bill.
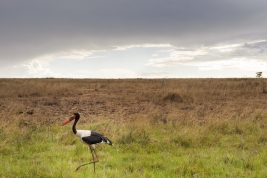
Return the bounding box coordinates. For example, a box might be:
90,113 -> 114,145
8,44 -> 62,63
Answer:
61,115 -> 75,126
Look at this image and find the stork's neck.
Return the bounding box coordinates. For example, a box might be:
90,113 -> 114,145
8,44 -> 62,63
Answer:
72,119 -> 78,134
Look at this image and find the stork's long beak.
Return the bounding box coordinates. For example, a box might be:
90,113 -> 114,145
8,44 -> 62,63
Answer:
61,117 -> 75,126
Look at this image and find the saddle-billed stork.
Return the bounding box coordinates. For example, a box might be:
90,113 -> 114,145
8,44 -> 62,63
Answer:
61,113 -> 112,172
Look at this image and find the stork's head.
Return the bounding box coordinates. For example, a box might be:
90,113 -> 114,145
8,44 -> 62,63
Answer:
61,113 -> 80,126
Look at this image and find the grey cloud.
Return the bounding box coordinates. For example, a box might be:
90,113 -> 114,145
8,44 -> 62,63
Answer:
147,40 -> 267,68
1,0 -> 267,65
230,41 -> 267,58
243,41 -> 267,54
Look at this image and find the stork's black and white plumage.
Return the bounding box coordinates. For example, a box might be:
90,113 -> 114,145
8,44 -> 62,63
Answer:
61,113 -> 112,171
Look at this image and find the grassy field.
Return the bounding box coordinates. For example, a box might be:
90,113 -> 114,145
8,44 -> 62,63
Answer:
1,78 -> 267,177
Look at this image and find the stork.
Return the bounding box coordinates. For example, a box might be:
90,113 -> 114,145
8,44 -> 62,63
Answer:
61,113 -> 112,172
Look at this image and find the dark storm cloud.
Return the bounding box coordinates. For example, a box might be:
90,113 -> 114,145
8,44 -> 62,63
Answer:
0,0 -> 267,65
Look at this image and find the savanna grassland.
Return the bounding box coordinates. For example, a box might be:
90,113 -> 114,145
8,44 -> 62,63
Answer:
1,78 -> 267,178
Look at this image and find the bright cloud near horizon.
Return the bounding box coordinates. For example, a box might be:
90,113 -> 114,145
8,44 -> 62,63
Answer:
1,0 -> 267,78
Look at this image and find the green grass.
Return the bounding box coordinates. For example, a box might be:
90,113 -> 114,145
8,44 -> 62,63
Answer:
1,117 -> 267,178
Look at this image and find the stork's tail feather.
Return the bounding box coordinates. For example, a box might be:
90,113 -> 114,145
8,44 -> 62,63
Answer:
104,137 -> 113,146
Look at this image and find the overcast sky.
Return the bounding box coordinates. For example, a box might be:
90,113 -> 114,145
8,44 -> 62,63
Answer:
0,0 -> 266,78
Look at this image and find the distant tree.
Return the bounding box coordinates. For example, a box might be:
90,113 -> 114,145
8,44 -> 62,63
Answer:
256,72 -> 262,78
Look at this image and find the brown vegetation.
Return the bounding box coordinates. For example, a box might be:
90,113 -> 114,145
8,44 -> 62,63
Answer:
1,78 -> 267,129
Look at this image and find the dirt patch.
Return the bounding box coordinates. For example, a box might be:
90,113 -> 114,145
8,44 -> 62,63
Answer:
163,92 -> 183,103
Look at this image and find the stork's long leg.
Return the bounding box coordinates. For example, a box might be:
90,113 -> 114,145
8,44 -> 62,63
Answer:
75,146 -> 98,172
89,145 -> 95,162
90,145 -> 99,162
89,145 -> 98,173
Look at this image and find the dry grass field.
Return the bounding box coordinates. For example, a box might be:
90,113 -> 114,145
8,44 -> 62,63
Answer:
1,78 -> 267,177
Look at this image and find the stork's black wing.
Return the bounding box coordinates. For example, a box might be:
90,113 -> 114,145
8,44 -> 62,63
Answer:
82,131 -> 106,145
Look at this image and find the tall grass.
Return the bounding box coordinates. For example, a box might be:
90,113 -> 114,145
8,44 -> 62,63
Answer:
1,114 -> 267,177
1,78 -> 267,177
